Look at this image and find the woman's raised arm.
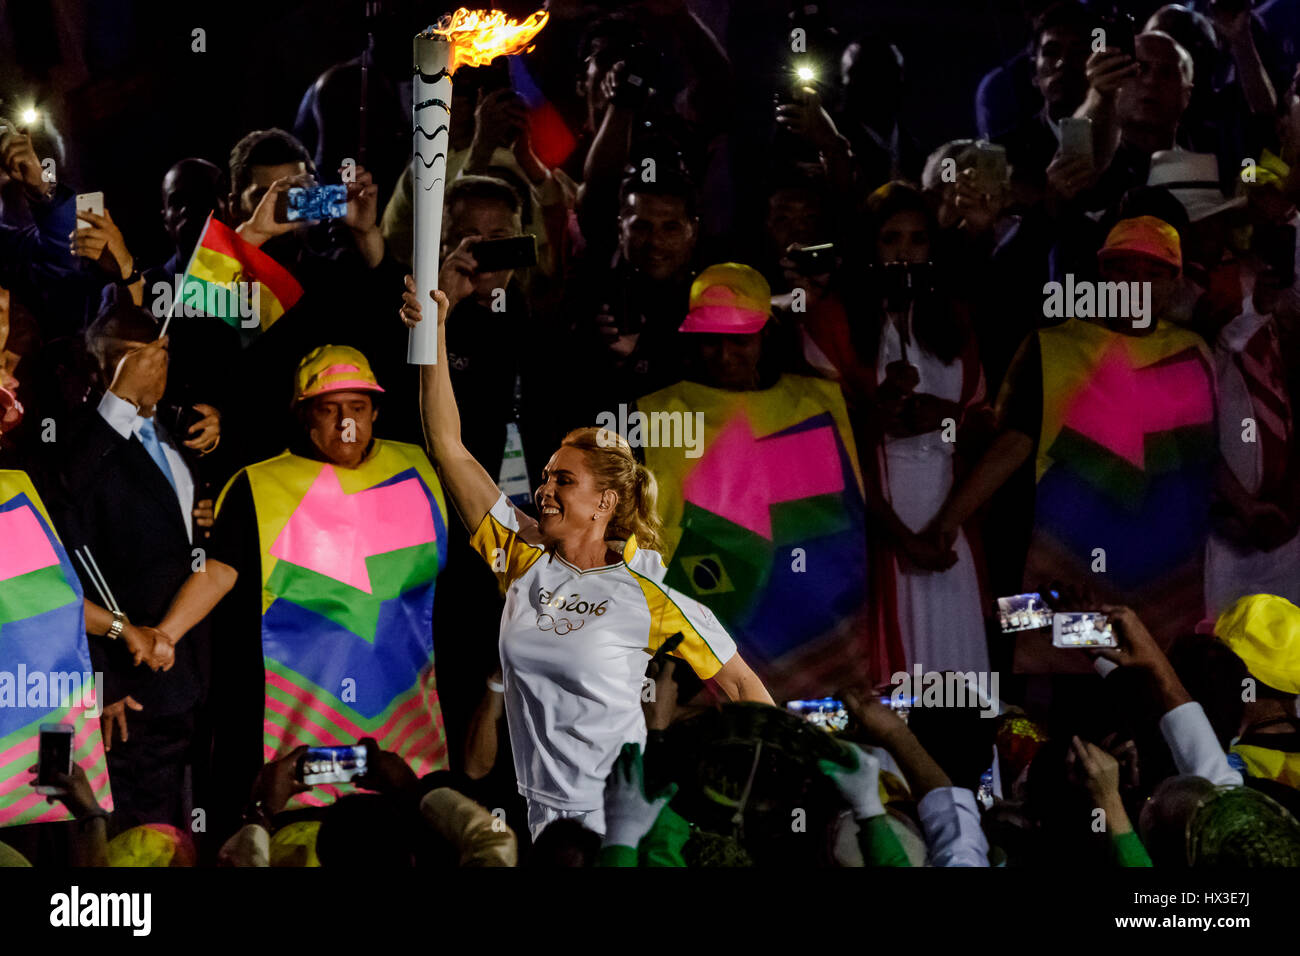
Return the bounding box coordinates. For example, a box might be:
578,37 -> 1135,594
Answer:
401,255 -> 503,533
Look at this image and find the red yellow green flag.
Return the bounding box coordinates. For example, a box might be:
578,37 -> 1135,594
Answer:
172,213 -> 304,339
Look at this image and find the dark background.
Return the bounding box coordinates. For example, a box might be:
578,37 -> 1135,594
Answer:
1,0 -> 1033,264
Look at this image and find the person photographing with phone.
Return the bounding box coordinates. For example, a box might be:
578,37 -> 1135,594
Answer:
401,260 -> 773,839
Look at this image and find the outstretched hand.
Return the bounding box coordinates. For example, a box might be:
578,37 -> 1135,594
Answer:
602,742 -> 678,848
818,740 -> 886,819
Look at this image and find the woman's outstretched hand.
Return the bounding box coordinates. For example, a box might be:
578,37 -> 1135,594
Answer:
401,276 -> 453,329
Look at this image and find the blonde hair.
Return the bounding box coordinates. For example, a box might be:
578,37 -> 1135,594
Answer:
561,426 -> 666,554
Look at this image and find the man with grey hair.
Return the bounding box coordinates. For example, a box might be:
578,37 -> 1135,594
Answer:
1066,31 -> 1196,215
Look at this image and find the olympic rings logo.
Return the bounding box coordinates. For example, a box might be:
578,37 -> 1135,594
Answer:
536,614 -> 586,636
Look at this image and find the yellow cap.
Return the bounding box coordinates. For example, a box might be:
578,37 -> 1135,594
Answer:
269,820 -> 322,867
293,345 -> 386,405
679,263 -> 772,334
1097,215 -> 1182,270
1214,594 -> 1300,695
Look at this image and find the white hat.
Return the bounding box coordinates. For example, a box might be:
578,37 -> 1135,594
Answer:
1146,150 -> 1246,222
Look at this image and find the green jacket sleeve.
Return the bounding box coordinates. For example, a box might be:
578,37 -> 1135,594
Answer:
595,806 -> 691,867
1110,830 -> 1153,867
638,806 -> 690,868
858,814 -> 912,867
596,844 -> 639,867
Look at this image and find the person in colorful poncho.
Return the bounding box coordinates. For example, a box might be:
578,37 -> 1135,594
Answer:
930,215 -> 1217,670
141,345 -> 451,836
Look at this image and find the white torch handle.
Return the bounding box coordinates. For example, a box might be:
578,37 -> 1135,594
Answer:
409,34 -> 453,365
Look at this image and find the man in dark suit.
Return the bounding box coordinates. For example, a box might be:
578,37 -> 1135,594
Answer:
53,302 -> 214,833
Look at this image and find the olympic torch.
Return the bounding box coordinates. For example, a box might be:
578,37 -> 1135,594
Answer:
409,8 -> 549,365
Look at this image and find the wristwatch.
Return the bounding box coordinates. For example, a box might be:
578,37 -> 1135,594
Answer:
115,258 -> 141,286
105,610 -> 126,641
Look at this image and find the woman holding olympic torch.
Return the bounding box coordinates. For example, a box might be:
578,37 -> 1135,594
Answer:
400,250 -> 772,839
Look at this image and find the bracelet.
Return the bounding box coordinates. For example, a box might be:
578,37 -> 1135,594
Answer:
116,258 -> 141,286
105,611 -> 125,641
78,808 -> 110,824
486,677 -> 505,694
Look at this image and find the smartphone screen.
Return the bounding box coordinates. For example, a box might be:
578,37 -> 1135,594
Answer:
470,234 -> 538,272
788,242 -> 835,275
75,192 -> 104,231
1052,611 -> 1117,648
973,143 -> 1008,194
36,723 -> 74,794
997,592 -> 1052,633
285,184 -> 348,222
297,745 -> 367,786
786,697 -> 849,732
1059,117 -> 1093,164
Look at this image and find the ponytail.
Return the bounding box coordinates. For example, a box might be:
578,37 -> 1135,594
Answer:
561,426 -> 667,555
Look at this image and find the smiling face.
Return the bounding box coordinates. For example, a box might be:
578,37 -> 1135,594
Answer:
535,445 -> 615,544
620,193 -> 697,282
305,391 -> 377,468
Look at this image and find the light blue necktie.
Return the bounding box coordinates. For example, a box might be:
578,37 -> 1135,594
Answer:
138,417 -> 178,496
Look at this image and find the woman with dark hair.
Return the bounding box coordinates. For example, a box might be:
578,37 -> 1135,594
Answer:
854,182 -> 990,678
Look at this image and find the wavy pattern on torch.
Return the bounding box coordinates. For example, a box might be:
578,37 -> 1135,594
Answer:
414,98 -> 451,112
414,67 -> 450,84
415,152 -> 447,168
414,124 -> 449,140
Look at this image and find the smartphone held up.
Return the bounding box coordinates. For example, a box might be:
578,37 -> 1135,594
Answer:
296,745 -> 367,786
35,723 -> 74,795
285,184 -> 348,223
996,591 -> 1118,649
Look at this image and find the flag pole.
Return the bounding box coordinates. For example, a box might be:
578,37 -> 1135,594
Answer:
159,211 -> 212,338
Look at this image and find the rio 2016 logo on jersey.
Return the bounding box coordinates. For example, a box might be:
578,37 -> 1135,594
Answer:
534,588 -> 610,636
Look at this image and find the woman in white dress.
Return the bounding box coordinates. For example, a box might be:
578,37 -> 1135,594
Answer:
855,183 -> 990,677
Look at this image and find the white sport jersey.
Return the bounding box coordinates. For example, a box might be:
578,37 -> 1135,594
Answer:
471,493 -> 737,811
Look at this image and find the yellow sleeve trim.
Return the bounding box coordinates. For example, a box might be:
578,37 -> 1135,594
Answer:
470,499 -> 545,594
627,566 -> 725,679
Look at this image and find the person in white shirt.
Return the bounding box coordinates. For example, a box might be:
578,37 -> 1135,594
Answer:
402,268 -> 773,838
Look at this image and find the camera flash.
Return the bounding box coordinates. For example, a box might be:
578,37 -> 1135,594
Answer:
795,66 -> 815,82
20,107 -> 38,126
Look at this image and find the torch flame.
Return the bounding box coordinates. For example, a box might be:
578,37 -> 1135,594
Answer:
429,8 -> 549,74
